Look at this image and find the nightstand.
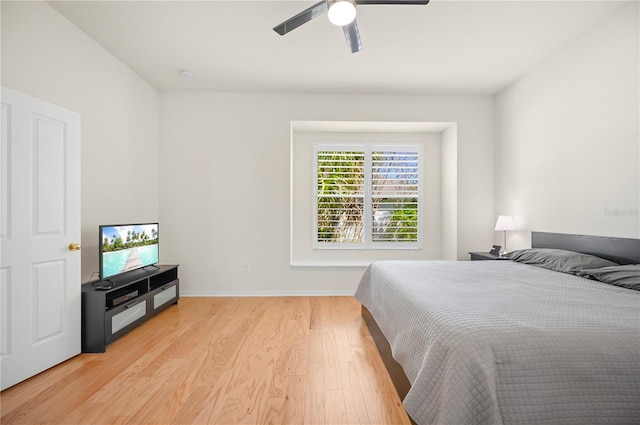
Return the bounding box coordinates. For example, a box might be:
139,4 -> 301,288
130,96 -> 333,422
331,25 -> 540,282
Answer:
469,252 -> 510,261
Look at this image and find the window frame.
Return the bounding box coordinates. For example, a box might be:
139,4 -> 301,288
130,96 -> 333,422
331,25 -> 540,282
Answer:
312,143 -> 423,250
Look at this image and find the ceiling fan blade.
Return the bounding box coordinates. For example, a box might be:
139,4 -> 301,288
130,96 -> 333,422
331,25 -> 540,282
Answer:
343,19 -> 363,53
355,0 -> 429,4
273,0 -> 328,35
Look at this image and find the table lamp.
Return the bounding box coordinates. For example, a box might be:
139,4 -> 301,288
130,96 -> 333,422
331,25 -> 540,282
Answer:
494,215 -> 515,256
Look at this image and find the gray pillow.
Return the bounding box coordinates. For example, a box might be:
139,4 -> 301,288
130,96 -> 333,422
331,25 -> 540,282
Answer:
579,265 -> 640,290
507,248 -> 619,275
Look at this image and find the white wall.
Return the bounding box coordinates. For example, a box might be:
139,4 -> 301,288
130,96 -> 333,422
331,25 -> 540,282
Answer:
494,3 -> 640,250
441,125 -> 458,260
1,1 -> 161,282
7,0 -> 631,296
160,93 -> 493,295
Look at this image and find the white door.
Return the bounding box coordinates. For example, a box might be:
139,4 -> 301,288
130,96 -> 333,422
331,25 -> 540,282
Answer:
1,87 -> 81,390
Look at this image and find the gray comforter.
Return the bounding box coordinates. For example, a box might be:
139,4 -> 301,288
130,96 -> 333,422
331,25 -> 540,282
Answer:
355,260 -> 640,425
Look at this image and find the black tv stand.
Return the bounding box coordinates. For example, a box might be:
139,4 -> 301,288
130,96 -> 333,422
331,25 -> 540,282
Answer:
81,264 -> 179,353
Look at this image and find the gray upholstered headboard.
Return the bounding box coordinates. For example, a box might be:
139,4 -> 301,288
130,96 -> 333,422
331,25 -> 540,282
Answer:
531,232 -> 640,265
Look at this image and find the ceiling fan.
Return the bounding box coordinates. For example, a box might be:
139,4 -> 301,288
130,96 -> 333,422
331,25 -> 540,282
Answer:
273,0 -> 430,54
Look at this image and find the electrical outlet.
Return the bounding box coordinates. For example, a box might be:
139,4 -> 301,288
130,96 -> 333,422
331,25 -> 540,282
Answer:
242,264 -> 249,273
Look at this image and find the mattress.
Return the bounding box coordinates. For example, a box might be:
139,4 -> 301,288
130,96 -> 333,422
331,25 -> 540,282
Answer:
355,260 -> 640,425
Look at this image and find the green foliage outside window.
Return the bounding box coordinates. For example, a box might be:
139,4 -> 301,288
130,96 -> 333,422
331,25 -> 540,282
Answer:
317,152 -> 364,243
317,148 -> 420,245
373,199 -> 418,242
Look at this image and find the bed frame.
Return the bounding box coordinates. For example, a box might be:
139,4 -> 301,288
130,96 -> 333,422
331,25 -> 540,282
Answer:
361,231 -> 640,423
531,231 -> 640,264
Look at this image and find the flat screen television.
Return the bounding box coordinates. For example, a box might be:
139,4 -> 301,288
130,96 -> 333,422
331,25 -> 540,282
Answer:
99,223 -> 159,280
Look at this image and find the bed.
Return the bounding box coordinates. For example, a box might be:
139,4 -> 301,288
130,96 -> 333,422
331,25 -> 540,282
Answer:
355,232 -> 640,425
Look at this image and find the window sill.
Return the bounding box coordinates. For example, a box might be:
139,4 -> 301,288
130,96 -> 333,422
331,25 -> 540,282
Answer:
290,259 -> 373,269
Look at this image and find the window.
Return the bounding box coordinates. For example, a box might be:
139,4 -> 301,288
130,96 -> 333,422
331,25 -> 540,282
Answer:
291,121 -> 450,267
314,144 -> 422,249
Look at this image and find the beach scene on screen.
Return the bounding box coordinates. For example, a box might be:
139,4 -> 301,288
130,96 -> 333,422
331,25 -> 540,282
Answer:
101,224 -> 158,278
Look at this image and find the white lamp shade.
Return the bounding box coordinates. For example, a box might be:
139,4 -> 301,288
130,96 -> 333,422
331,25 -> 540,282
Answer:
328,0 -> 356,26
495,215 -> 515,231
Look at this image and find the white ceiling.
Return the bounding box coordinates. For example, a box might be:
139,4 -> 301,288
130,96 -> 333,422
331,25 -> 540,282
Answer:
48,0 -> 628,95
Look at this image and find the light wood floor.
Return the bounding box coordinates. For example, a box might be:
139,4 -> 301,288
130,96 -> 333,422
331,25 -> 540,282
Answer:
1,296 -> 411,425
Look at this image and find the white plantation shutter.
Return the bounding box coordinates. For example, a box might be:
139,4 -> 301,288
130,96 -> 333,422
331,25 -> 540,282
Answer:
371,150 -> 419,243
314,144 -> 422,249
316,149 -> 365,244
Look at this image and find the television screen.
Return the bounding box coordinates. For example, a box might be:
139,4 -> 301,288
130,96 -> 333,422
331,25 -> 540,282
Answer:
99,223 -> 159,280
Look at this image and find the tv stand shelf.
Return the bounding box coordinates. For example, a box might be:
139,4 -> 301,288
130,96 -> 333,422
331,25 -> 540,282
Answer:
81,265 -> 179,353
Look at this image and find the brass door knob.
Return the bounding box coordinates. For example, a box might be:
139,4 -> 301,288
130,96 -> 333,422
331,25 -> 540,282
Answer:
68,243 -> 81,251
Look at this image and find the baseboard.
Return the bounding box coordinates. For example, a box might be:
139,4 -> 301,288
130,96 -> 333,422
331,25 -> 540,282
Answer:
180,289 -> 356,297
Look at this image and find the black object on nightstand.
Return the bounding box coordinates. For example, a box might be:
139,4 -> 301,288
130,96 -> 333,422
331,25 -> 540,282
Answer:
469,252 -> 510,261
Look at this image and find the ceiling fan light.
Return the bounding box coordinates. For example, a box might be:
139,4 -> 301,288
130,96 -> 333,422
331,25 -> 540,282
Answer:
328,0 -> 356,26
